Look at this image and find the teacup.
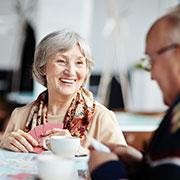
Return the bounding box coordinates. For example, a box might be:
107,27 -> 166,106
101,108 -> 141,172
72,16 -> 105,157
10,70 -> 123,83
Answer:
37,155 -> 76,180
44,136 -> 80,158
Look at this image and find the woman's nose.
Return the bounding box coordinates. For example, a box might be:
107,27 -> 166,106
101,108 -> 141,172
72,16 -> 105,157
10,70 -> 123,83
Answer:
64,63 -> 76,75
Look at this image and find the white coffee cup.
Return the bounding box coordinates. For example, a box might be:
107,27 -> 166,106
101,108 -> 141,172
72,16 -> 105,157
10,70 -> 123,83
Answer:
44,136 -> 80,158
37,155 -> 76,180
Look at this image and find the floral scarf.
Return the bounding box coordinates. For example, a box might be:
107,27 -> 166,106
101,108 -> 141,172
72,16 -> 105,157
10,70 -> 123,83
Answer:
25,87 -> 96,139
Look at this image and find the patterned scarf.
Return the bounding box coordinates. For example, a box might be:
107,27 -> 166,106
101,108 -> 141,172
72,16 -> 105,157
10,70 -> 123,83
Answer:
25,87 -> 96,139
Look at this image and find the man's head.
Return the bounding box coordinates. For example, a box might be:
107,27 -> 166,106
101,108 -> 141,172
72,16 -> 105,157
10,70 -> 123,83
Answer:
145,5 -> 180,105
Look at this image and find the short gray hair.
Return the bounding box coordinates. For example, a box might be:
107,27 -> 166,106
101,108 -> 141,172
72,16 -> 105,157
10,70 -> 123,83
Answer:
33,29 -> 94,87
148,5 -> 180,43
164,5 -> 180,43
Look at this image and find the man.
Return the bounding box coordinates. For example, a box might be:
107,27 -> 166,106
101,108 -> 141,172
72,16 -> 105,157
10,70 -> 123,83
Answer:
88,5 -> 180,180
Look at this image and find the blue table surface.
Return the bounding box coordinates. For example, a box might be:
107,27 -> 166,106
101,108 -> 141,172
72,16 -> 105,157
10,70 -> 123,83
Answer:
0,148 -> 87,180
0,149 -> 37,179
115,112 -> 163,131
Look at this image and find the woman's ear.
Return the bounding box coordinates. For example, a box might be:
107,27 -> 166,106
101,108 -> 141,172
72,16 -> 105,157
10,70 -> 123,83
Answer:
82,71 -> 90,86
42,66 -> 47,76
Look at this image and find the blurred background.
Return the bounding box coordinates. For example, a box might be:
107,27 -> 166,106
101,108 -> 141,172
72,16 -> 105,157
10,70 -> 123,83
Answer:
0,0 -> 179,124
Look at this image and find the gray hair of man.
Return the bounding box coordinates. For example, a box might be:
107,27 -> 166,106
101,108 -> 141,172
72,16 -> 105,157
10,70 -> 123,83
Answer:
149,5 -> 180,43
32,29 -> 94,87
163,5 -> 180,43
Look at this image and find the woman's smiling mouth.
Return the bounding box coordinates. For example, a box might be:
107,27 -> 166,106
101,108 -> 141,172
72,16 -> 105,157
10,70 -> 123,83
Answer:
60,78 -> 76,84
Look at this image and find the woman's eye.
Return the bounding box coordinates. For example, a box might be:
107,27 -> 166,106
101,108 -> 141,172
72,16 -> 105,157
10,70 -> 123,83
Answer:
76,60 -> 85,65
77,61 -> 83,64
57,59 -> 66,63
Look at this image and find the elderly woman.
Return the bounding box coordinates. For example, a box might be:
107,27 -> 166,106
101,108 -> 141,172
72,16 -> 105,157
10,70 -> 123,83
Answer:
0,30 -> 126,153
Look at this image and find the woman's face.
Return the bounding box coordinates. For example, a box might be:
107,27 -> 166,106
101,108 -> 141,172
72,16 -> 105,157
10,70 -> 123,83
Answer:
44,44 -> 88,98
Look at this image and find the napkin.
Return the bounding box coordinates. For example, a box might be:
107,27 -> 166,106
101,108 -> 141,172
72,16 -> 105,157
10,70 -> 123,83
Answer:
86,135 -> 110,153
8,173 -> 33,180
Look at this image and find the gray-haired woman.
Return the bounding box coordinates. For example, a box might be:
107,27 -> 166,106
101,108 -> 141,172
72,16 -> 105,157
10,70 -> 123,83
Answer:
1,29 -> 126,153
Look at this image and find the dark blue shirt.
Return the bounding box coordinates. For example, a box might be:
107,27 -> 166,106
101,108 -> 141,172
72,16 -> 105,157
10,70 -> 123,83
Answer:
91,94 -> 180,180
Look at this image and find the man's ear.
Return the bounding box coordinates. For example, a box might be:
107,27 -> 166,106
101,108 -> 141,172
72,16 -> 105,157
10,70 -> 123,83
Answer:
176,52 -> 180,74
178,64 -> 180,82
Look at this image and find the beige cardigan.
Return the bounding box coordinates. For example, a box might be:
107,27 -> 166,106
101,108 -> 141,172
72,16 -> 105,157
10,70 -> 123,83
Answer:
1,101 -> 127,148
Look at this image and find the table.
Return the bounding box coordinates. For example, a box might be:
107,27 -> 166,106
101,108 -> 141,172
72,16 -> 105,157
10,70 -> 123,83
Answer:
115,111 -> 162,132
115,111 -> 163,150
0,148 -> 88,180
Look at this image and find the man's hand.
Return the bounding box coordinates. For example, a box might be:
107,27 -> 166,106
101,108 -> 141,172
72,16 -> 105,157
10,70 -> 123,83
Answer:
88,147 -> 119,173
107,144 -> 143,166
88,144 -> 143,176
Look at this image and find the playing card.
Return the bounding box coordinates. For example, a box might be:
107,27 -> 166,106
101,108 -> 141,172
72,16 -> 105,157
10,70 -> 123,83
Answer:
86,135 -> 111,153
28,122 -> 63,153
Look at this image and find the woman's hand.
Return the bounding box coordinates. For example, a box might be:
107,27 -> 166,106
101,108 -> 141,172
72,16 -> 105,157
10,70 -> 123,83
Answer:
3,129 -> 38,152
41,128 -> 71,137
41,129 -> 72,150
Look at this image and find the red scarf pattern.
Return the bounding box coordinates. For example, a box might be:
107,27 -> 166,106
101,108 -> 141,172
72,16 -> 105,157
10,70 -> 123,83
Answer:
25,88 -> 96,139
